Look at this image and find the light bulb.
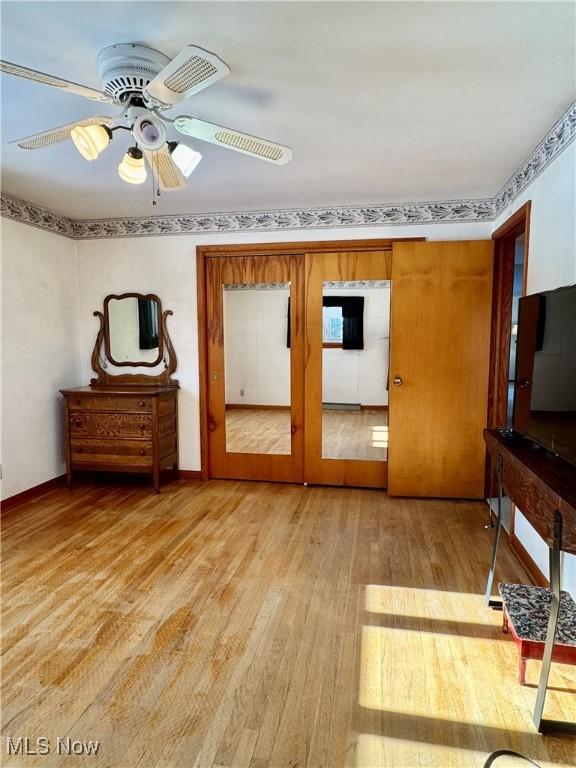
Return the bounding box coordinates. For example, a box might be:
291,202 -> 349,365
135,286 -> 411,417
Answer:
170,142 -> 202,177
118,147 -> 147,185
70,124 -> 111,161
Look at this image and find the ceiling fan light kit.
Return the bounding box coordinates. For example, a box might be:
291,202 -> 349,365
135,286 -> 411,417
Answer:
132,113 -> 166,151
1,42 -> 293,199
169,142 -> 202,177
118,146 -> 147,185
70,123 -> 112,161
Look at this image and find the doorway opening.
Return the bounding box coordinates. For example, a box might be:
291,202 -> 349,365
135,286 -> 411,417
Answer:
486,201 -> 531,531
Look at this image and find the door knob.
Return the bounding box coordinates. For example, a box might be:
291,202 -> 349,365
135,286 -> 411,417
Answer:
393,376 -> 403,387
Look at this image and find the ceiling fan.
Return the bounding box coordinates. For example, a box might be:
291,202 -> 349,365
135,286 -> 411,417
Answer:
0,43 -> 293,193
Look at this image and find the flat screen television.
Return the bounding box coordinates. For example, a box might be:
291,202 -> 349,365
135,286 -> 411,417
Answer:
513,284 -> 576,466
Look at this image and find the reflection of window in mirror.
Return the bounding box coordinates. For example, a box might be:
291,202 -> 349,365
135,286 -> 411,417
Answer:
321,282 -> 389,462
138,298 -> 159,350
323,305 -> 343,346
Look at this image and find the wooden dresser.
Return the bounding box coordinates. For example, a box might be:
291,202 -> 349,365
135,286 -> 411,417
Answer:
60,386 -> 178,491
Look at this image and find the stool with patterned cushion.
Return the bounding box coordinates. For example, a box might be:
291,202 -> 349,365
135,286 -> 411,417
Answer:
498,583 -> 576,685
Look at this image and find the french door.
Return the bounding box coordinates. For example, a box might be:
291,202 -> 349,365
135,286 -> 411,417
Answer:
303,250 -> 392,487
206,254 -> 305,482
205,248 -> 392,487
203,240 -> 493,496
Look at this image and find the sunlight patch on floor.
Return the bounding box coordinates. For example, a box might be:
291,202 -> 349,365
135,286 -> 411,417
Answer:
365,584 -> 487,621
358,584 -> 576,764
351,732 -> 487,768
358,624 -> 520,726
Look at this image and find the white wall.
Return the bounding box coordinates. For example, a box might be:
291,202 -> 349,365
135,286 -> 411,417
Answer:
493,144 -> 576,595
494,143 -> 576,291
1,218 -> 82,499
323,286 -> 390,406
222,284 -> 390,408
224,287 -> 291,406
76,220 -> 492,475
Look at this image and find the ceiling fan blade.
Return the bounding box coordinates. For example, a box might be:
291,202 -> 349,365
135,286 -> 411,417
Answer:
0,60 -> 116,104
173,116 -> 292,165
144,45 -> 230,105
144,145 -> 186,191
10,115 -> 116,150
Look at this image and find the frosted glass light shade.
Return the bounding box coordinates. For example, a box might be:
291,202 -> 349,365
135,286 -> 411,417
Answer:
171,143 -> 202,177
70,124 -> 110,161
118,148 -> 147,185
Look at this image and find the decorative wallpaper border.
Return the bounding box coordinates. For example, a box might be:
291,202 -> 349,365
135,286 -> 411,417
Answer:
223,280 -> 390,290
1,101 -> 574,240
69,198 -> 496,239
224,282 -> 290,290
1,192 -> 74,238
323,280 -> 390,289
494,101 -> 576,214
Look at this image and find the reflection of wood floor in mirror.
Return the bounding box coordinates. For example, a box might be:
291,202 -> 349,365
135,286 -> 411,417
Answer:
3,480 -> 574,768
322,408 -> 388,461
226,408 -> 292,455
225,407 -> 388,460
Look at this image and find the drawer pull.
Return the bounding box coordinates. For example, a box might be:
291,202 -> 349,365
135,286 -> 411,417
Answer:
139,401 -> 146,407
74,419 -> 82,427
74,399 -> 80,405
139,449 -> 146,456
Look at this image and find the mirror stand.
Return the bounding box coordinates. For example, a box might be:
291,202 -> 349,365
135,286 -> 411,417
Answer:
90,308 -> 179,387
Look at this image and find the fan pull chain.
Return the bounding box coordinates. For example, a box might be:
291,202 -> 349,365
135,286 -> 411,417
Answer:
151,151 -> 161,206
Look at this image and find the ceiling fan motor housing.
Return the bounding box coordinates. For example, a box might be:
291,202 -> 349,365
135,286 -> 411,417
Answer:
97,43 -> 170,102
132,113 -> 167,151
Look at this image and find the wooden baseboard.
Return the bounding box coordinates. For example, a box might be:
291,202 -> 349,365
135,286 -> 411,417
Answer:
178,470 -> 204,480
1,475 -> 66,513
360,405 -> 388,411
510,532 -> 548,588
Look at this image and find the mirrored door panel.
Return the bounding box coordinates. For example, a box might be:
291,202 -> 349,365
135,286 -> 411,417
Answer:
223,282 -> 292,455
304,250 -> 392,488
206,254 -> 304,483
321,281 -> 390,461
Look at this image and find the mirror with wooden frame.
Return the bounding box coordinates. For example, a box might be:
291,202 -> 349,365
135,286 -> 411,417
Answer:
104,293 -> 163,367
91,292 -> 178,387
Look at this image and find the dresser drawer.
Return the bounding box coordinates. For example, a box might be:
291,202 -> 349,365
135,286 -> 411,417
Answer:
61,385 -> 179,491
67,395 -> 153,412
71,439 -> 153,468
69,412 -> 152,438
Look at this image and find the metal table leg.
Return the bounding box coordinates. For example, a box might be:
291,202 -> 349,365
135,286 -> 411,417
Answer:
485,452 -> 504,609
533,510 -> 576,736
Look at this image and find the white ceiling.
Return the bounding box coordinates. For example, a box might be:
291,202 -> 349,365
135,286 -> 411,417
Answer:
1,1 -> 574,220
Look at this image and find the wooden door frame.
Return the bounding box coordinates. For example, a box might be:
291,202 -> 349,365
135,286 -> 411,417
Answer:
196,238 -> 422,480
485,201 -> 531,495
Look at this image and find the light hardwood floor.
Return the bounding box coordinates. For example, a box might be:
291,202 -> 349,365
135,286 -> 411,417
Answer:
225,408 -> 388,461
2,480 -> 575,768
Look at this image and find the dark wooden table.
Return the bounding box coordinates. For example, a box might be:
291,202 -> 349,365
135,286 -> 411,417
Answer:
484,428 -> 576,735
